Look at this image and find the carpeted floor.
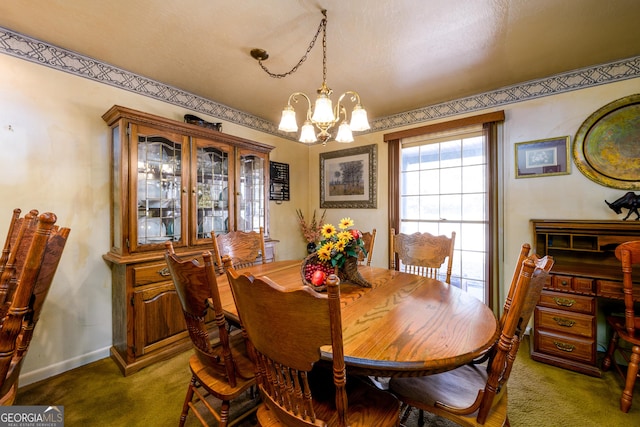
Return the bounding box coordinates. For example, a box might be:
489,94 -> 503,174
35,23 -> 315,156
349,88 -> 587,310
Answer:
15,336 -> 639,426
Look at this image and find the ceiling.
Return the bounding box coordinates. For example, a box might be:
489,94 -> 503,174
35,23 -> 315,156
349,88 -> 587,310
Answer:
1,0 -> 640,128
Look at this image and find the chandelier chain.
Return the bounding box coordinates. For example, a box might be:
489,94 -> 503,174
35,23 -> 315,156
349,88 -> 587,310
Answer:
258,11 -> 327,79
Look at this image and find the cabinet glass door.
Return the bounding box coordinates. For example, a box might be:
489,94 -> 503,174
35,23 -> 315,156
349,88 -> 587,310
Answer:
193,140 -> 232,244
237,150 -> 266,233
134,125 -> 185,251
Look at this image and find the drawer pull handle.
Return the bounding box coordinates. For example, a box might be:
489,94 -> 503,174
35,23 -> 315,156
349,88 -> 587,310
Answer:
158,267 -> 171,277
560,280 -> 569,286
552,316 -> 576,327
553,297 -> 575,307
553,341 -> 575,352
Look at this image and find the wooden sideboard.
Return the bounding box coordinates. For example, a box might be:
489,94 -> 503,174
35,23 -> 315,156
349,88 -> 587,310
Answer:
530,220 -> 640,377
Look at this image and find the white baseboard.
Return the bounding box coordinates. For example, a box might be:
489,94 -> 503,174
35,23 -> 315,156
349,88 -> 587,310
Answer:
18,346 -> 111,387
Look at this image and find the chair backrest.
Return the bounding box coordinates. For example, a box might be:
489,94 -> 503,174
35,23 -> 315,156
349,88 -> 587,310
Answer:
0,212 -> 70,402
614,241 -> 640,337
226,267 -> 349,427
0,209 -> 41,311
164,242 -> 249,387
390,228 -> 456,283
358,228 -> 377,266
475,252 -> 553,424
211,226 -> 266,271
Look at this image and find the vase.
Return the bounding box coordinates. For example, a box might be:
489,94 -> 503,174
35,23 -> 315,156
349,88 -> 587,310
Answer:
307,242 -> 317,254
337,255 -> 371,288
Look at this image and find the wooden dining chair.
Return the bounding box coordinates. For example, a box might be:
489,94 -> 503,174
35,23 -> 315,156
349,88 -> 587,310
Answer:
358,228 -> 377,266
211,227 -> 267,272
390,228 -> 456,283
602,240 -> 640,413
389,249 -> 553,427
0,212 -> 70,405
164,242 -> 257,427
225,267 -> 401,426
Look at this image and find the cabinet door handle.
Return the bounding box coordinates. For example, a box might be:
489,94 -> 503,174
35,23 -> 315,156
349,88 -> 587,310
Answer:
553,341 -> 576,352
552,316 -> 576,327
158,267 -> 171,277
553,297 -> 575,307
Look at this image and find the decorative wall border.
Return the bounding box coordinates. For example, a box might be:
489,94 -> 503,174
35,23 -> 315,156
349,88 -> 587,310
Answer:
1,26 -> 639,141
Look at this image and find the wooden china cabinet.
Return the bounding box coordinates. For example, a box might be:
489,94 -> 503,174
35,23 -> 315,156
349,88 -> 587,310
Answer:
102,105 -> 274,375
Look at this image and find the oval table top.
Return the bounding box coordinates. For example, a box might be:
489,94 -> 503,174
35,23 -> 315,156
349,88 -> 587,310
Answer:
218,260 -> 500,377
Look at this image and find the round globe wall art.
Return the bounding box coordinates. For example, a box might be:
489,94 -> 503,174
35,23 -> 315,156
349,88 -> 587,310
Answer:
573,94 -> 640,190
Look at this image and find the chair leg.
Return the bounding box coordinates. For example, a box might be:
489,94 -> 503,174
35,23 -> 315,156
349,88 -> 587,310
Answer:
620,345 -> 640,413
219,400 -> 231,427
602,331 -> 619,371
179,376 -> 197,427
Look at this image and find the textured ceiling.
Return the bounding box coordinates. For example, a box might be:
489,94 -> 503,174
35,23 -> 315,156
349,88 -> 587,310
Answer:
1,0 -> 640,126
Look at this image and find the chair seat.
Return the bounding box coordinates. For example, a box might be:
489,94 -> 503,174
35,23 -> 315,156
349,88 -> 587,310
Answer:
605,315 -> 640,345
389,365 -> 508,427
189,332 -> 255,400
258,373 -> 400,426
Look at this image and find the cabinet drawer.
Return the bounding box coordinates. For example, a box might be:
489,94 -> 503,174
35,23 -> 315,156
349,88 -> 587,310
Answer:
535,307 -> 594,338
551,275 -> 594,294
597,280 -> 640,302
133,261 -> 172,286
535,329 -> 596,364
538,290 -> 595,315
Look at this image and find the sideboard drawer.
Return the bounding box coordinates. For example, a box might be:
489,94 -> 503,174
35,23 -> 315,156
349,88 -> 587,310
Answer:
551,275 -> 594,294
535,329 -> 596,364
133,261 -> 172,286
535,306 -> 594,338
552,275 -> 574,292
537,290 -> 595,315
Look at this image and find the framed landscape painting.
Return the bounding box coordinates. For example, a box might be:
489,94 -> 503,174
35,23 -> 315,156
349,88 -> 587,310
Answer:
320,144 -> 377,208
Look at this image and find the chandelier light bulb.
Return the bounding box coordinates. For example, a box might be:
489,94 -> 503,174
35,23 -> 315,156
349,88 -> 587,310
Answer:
311,94 -> 335,124
299,121 -> 317,143
335,122 -> 354,143
349,105 -> 370,131
278,106 -> 298,132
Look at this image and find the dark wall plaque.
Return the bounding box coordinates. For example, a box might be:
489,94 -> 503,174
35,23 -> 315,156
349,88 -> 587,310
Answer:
269,161 -> 290,201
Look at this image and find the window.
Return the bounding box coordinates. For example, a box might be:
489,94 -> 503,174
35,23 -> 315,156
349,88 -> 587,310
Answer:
400,126 -> 486,301
385,111 -> 504,309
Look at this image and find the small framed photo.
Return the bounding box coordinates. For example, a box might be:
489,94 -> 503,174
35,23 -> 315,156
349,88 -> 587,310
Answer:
515,136 -> 570,178
320,144 -> 377,209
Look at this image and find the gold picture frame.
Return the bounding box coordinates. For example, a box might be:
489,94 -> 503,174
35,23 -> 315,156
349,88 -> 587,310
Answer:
515,136 -> 571,179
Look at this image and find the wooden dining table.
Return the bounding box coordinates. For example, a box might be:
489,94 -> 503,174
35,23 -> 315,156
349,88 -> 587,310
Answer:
216,260 -> 500,377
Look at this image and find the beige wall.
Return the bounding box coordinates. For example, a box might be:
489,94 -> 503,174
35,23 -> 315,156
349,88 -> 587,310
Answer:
1,50 -> 639,384
0,53 -> 309,385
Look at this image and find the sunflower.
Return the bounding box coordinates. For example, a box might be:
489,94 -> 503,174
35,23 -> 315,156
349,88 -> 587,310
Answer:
321,223 -> 337,239
339,217 -> 354,230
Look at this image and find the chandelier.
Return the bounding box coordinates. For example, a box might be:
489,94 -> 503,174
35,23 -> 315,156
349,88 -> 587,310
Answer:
250,10 -> 370,145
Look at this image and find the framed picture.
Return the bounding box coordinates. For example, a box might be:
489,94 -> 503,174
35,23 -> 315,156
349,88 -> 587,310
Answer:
515,136 -> 570,178
320,144 -> 377,208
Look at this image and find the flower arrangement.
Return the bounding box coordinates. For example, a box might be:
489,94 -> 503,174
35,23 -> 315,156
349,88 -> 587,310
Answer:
296,209 -> 326,243
315,217 -> 367,269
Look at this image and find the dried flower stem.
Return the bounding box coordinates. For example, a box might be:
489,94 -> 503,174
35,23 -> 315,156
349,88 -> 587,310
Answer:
296,209 -> 326,243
